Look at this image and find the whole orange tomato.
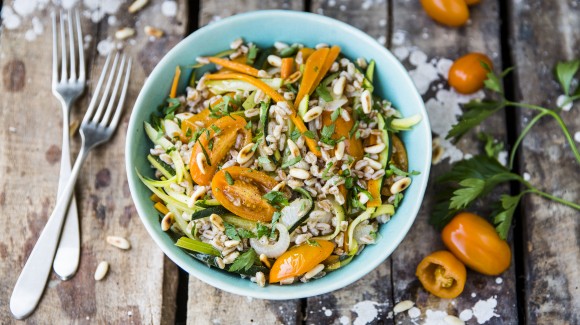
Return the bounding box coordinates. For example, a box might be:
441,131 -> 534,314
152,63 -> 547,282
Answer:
442,212 -> 511,276
420,0 -> 469,27
269,240 -> 334,283
448,53 -> 493,94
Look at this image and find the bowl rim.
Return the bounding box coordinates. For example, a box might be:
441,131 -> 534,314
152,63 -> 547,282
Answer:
126,9 -> 432,300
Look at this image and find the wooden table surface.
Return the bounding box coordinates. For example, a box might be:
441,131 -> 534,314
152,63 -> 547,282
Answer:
1,0 -> 578,324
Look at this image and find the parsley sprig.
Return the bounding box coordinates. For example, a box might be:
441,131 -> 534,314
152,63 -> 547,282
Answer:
432,61 -> 580,240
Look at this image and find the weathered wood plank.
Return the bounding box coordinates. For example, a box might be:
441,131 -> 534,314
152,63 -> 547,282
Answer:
185,2 -> 304,325
509,1 -> 580,323
0,1 -> 186,323
305,1 -> 393,324
389,1 -> 518,324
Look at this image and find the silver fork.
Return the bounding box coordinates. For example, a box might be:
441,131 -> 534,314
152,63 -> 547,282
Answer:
10,52 -> 132,320
51,10 -> 85,280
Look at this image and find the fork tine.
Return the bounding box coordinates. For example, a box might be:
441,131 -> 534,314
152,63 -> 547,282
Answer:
59,11 -> 67,83
108,58 -> 132,130
100,55 -> 126,126
75,10 -> 85,81
67,10 -> 76,81
91,53 -> 119,124
51,12 -> 58,87
82,53 -> 112,125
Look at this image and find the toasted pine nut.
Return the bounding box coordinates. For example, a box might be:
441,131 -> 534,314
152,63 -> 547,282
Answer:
335,141 -> 346,160
272,181 -> 286,192
364,157 -> 383,170
210,214 -> 225,232
302,106 -> 323,123
259,254 -> 272,268
215,257 -> 226,269
106,236 -> 131,250
188,186 -> 207,208
393,300 -> 414,314
94,261 -> 109,281
267,55 -> 282,67
224,240 -> 241,248
237,143 -> 256,164
161,212 -> 175,231
364,143 -> 386,154
115,27 -> 135,40
144,25 -> 163,38
333,76 -> 346,96
230,38 -> 243,50
357,57 -> 368,69
289,168 -> 310,180
390,177 -> 411,194
287,139 -> 301,157
196,152 -> 206,174
128,0 -> 148,13
255,271 -> 266,287
361,89 -> 372,114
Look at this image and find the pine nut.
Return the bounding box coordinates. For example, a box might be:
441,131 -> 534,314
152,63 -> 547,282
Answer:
144,25 -> 163,38
230,38 -> 243,50
364,157 -> 383,170
259,254 -> 272,268
295,233 -> 312,245
333,76 -> 346,96
393,300 -> 414,314
357,192 -> 370,204
364,143 -> 386,154
356,57 -> 368,69
224,240 -> 241,248
188,186 -> 207,208
196,152 -> 206,174
161,212 -> 174,231
115,27 -> 135,40
390,177 -> 411,194
237,143 -> 256,164
274,41 -> 289,50
279,277 -> 295,285
361,89 -> 372,114
340,108 -> 351,121
94,261 -> 109,281
223,251 -> 240,264
128,0 -> 148,13
289,168 -> 310,180
210,214 -> 225,232
272,181 -> 286,192
302,106 -> 323,123
267,55 -> 282,67
287,139 -> 301,157
257,70 -> 270,78
335,141 -> 346,160
106,236 -> 131,250
215,257 -> 226,269
303,264 -> 325,280
444,315 -> 465,325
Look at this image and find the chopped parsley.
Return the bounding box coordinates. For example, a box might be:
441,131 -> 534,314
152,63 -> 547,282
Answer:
262,191 -> 289,210
229,248 -> 259,272
281,156 -> 302,168
224,171 -> 234,185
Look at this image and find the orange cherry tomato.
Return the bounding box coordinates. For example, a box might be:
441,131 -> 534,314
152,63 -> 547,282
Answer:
416,250 -> 466,299
321,110 -> 364,161
269,240 -> 335,283
420,0 -> 469,27
180,108 -> 216,143
211,166 -> 280,222
442,212 -> 511,276
189,115 -> 250,186
448,53 -> 493,94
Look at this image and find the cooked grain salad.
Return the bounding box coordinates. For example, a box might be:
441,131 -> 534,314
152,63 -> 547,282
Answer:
139,38 -> 421,286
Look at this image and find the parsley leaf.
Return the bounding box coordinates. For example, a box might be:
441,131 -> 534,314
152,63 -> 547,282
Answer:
224,171 -> 234,185
447,100 -> 505,141
388,164 -> 420,177
478,132 -> 504,159
290,129 -> 302,142
237,228 -> 256,239
281,155 -> 302,168
321,124 -> 335,139
229,248 -> 259,272
316,84 -> 333,102
263,191 -> 289,209
270,211 -> 281,238
255,223 -> 269,238
331,108 -> 342,122
197,139 -> 212,166
224,222 -> 240,241
555,60 -> 580,96
449,178 -> 486,210
247,44 -> 259,65
492,194 -> 523,240
303,130 -> 316,139
211,125 -> 222,135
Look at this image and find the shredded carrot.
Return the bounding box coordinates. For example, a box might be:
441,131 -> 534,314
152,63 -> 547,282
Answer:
294,47 -> 330,107
207,57 -> 260,77
150,193 -> 161,203
170,66 -> 181,98
280,58 -> 294,79
205,72 -> 321,156
154,202 -> 170,215
299,48 -> 316,61
312,46 -> 341,92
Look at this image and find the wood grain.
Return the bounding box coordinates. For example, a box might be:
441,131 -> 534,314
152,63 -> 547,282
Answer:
389,0 -> 518,324
185,2 -> 304,325
305,1 -> 394,324
0,1 -> 186,323
509,0 -> 580,323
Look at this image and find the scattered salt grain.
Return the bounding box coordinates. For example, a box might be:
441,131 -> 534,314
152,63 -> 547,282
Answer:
459,309 -> 473,321
377,36 -> 386,45
2,7 -> 22,30
523,172 -> 531,181
497,150 -> 508,166
472,297 -> 499,324
162,1 -> 177,17
556,94 -> 573,111
328,0 -> 336,7
471,293 -> 477,298
425,309 -> 448,325
408,307 -> 421,318
392,30 -> 407,46
379,19 -> 387,27
574,131 -> 580,143
108,15 -> 118,26
9,127 -> 16,133
339,316 -> 350,325
325,309 -> 332,316
352,301 -> 380,325
97,39 -> 115,56
495,277 -> 503,284
393,47 -> 410,61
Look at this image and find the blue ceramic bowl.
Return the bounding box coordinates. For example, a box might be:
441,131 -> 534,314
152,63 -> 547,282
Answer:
126,10 -> 431,299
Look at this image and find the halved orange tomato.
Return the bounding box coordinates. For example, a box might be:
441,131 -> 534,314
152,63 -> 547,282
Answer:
189,115 -> 250,186
320,110 -> 364,161
180,108 -> 216,143
269,240 -> 335,283
211,166 -> 280,222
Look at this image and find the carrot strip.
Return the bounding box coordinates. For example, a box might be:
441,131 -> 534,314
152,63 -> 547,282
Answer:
150,193 -> 161,203
154,202 -> 170,215
205,72 -> 321,156
207,57 -> 260,77
311,46 -> 341,92
280,58 -> 294,79
294,47 -> 329,107
170,66 -> 181,98
299,48 -> 316,61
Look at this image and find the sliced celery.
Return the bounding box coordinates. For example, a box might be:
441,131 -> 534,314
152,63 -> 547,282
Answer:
176,237 -> 221,256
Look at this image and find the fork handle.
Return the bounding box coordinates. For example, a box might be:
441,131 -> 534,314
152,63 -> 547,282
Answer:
53,106 -> 80,280
10,147 -> 89,320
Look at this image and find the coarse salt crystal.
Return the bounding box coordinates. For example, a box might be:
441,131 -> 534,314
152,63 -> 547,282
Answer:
408,307 -> 421,318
